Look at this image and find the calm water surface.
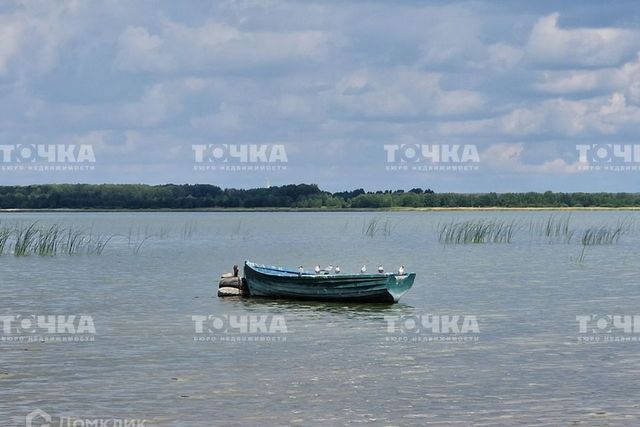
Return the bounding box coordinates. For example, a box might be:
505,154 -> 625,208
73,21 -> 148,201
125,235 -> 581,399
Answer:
1,211 -> 640,426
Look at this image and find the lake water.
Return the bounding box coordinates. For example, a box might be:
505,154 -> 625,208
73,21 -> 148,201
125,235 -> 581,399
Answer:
1,211 -> 640,426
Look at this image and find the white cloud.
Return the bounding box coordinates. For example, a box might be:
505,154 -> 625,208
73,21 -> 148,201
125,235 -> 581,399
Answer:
121,84 -> 177,126
527,13 -> 640,67
273,95 -> 315,119
487,43 -> 523,71
334,68 -> 484,119
535,70 -> 603,94
418,5 -> 486,68
88,129 -> 188,165
482,143 -> 579,174
439,92 -> 640,138
534,53 -> 640,102
119,78 -> 218,127
190,104 -> 242,132
0,2 -> 90,77
3,2 -> 640,188
115,26 -> 169,72
115,20 -> 332,73
416,5 -> 523,72
0,15 -> 23,74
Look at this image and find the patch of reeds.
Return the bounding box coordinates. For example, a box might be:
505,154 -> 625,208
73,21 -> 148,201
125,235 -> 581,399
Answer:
438,219 -> 518,244
529,215 -> 571,238
0,226 -> 10,254
0,222 -> 116,257
181,221 -> 197,239
63,228 -> 86,255
575,219 -> 633,262
35,225 -> 62,256
86,234 -> 114,255
131,234 -> 155,255
127,225 -> 153,246
362,218 -> 393,238
231,220 -> 243,238
14,223 -> 39,256
581,222 -> 630,246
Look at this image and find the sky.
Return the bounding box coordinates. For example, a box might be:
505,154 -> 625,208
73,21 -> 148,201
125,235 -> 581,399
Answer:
1,0 -> 640,192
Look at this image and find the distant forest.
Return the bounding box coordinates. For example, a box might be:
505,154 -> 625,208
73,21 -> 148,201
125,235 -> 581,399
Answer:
0,184 -> 639,209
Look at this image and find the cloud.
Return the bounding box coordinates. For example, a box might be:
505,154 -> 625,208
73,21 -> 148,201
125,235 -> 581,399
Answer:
0,2 -> 91,78
190,104 -> 242,133
114,20 -> 332,73
416,5 -> 523,72
527,13 -> 640,67
4,2 -> 640,190
419,6 -> 486,68
487,43 -> 523,71
87,129 -> 187,165
535,70 -> 604,94
119,78 -> 217,127
333,68 -> 484,119
439,92 -> 640,138
534,53 -> 640,101
114,26 -> 169,72
0,15 -> 23,74
482,143 -> 579,174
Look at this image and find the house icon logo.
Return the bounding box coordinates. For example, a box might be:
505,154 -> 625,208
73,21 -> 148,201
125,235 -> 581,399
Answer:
26,408 -> 51,427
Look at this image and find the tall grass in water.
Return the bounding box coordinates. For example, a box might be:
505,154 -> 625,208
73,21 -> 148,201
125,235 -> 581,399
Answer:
231,220 -> 243,238
575,219 -> 632,262
181,221 -> 197,239
14,223 -> 39,256
35,225 -> 62,256
580,220 -> 631,246
2,222 -> 115,257
86,234 -> 114,255
0,220 -> 207,256
438,219 -> 518,244
127,225 -> 152,246
362,218 -> 393,238
132,235 -> 155,255
62,228 -> 86,255
125,224 -> 158,254
528,215 -> 574,243
0,225 -> 11,255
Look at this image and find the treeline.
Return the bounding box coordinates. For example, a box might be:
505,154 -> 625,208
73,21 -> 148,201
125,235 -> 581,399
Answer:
0,184 -> 639,209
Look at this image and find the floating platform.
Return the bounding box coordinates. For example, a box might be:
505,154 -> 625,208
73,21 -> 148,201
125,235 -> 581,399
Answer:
217,266 -> 249,297
218,287 -> 242,297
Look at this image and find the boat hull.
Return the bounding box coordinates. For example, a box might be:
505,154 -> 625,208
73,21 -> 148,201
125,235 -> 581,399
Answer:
244,261 -> 415,303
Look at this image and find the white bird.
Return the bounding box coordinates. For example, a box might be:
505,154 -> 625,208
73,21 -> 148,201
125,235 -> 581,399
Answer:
314,265 -> 321,274
398,265 -> 405,275
326,265 -> 333,274
378,265 -> 384,273
335,266 -> 341,274
298,266 -> 304,275
360,265 -> 366,273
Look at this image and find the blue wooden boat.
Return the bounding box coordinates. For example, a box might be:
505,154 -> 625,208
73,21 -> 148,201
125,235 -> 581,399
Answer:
243,261 -> 415,303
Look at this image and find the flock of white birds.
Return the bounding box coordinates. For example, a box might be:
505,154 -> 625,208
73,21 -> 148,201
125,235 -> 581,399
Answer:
299,264 -> 406,275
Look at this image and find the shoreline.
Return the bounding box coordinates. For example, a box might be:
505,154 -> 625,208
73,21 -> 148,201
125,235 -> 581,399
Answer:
1,207 -> 640,213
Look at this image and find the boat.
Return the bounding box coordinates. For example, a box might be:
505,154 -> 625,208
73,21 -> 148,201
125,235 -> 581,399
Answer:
243,261 -> 416,303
